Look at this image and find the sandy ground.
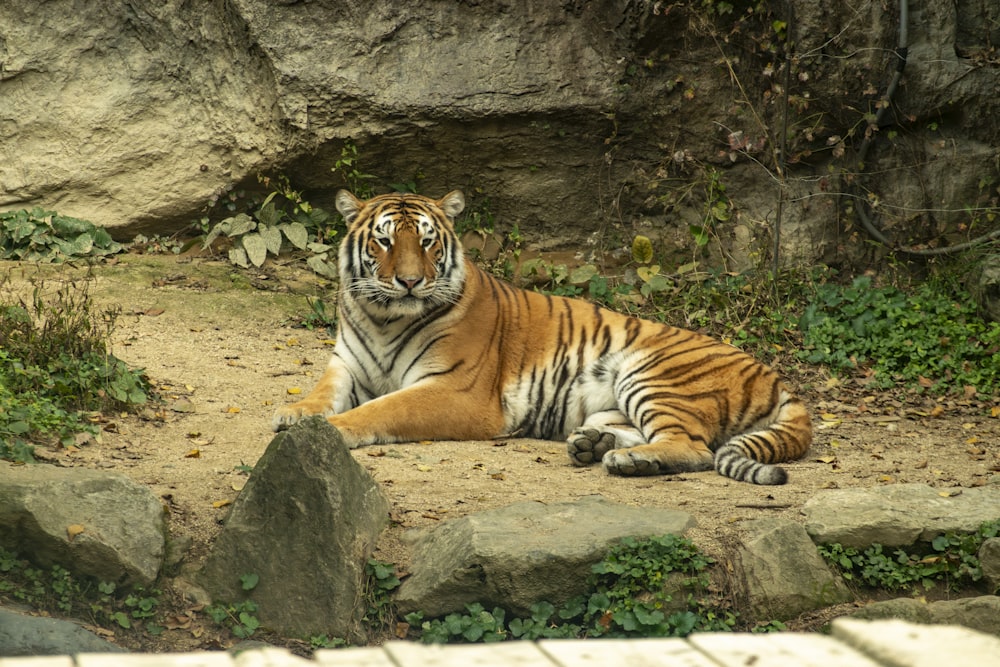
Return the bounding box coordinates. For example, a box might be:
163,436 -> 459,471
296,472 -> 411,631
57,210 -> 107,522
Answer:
6,253 -> 1000,649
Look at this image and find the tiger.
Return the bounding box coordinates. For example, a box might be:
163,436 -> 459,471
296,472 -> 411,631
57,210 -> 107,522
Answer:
272,190 -> 812,484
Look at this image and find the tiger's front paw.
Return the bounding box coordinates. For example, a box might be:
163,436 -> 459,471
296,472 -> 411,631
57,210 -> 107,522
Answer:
567,428 -> 617,466
271,402 -> 330,432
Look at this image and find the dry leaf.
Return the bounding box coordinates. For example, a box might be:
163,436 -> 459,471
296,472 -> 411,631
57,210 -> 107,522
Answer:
67,524 -> 85,541
286,337 -> 300,346
321,339 -> 337,346
820,413 -> 839,421
929,405 -> 945,418
144,308 -> 166,317
286,387 -> 302,395
212,499 -> 231,508
184,449 -> 201,458
914,459 -> 928,469
231,481 -> 245,492
490,472 -> 506,480
918,376 -> 934,388
368,450 -> 386,458
226,406 -> 241,414
938,489 -> 962,498
816,456 -> 837,464
416,464 -> 432,472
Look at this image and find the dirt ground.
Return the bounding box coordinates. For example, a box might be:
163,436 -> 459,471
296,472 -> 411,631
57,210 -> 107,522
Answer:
6,253 -> 1000,649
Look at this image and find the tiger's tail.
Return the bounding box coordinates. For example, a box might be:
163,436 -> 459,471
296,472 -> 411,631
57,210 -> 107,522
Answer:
713,391 -> 812,485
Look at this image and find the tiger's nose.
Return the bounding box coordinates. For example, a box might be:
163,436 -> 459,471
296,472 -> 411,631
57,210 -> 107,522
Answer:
397,276 -> 422,290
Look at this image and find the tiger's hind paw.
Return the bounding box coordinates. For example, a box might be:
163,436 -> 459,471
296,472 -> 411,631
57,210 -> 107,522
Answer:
567,428 -> 617,466
601,449 -> 662,476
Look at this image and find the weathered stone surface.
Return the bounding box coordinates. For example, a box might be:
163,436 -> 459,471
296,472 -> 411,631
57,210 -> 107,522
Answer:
968,255 -> 1000,323
981,538 -> 1000,595
197,418 -> 390,643
0,462 -> 165,586
0,606 -> 126,656
848,596 -> 1000,638
737,518 -> 852,620
803,484 -> 1000,549
393,495 -> 695,617
2,0 -> 994,268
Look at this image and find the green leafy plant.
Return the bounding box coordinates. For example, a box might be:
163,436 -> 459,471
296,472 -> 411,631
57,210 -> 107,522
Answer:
206,573 -> 262,639
0,209 -> 124,262
799,275 -> 1000,392
818,519 -> 1000,593
202,175 -> 339,278
406,534 -> 735,644
332,141 -> 379,199
364,558 -> 402,633
0,548 -> 165,633
0,273 -> 149,463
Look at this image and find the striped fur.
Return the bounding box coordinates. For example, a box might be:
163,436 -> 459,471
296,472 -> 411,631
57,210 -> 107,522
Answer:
272,191 -> 812,484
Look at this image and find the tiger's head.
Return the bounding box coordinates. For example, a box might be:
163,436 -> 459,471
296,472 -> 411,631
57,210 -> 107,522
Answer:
335,190 -> 467,317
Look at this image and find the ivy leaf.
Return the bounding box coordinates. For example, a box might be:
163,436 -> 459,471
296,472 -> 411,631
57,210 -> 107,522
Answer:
631,235 -> 654,264
260,225 -> 283,256
280,222 -> 309,250
241,233 -> 268,267
228,246 -> 249,268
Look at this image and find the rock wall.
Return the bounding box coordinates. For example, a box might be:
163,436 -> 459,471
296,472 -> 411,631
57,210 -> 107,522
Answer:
1,0 -> 997,268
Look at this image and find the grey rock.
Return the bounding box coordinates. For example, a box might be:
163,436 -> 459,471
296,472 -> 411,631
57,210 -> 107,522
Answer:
4,0 -> 991,269
197,417 -> 390,643
980,538 -> 1000,595
737,518 -> 853,620
393,495 -> 695,617
0,606 -> 126,656
0,462 -> 165,586
849,596 -> 1000,638
803,484 -> 1000,549
968,255 -> 1000,323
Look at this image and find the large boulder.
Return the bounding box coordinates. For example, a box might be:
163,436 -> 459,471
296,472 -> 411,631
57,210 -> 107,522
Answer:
0,606 -> 126,656
848,596 -> 1000,638
0,462 -> 165,586
802,484 -> 1000,549
393,495 -> 695,617
3,0 -> 993,268
197,418 -> 390,643
737,518 -> 852,620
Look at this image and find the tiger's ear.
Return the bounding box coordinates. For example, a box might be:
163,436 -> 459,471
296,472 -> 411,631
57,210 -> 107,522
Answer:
437,190 -> 465,219
335,190 -> 364,224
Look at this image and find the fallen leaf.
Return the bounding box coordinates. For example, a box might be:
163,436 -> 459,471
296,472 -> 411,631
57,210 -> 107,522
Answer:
184,449 -> 201,458
286,387 -> 302,395
820,413 -> 839,421
991,406 -> 1000,418
212,499 -> 231,508
490,472 -> 506,480
144,308 -> 166,317
67,524 -> 85,541
286,337 -> 300,346
918,376 -> 933,388
415,464 -> 432,472
929,405 -> 945,418
321,339 -> 337,345
938,489 -> 962,498
815,456 -> 837,464
914,459 -> 928,469
226,406 -> 241,414
368,450 -> 386,458
231,481 -> 245,492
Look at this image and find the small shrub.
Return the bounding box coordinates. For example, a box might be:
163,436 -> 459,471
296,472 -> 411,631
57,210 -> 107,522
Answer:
0,209 -> 124,262
799,275 -> 1000,393
818,519 -> 1000,592
0,274 -> 149,462
406,534 -> 734,644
